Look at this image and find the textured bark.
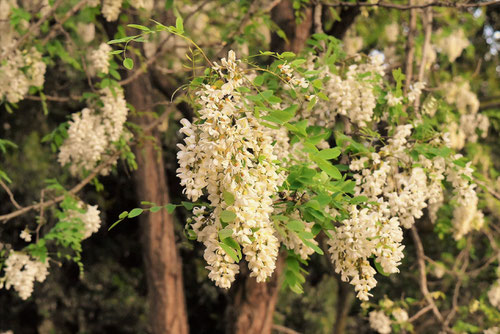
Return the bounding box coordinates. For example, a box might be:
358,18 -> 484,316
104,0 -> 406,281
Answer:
226,255 -> 285,334
333,276 -> 355,334
127,74 -> 189,334
270,0 -> 313,54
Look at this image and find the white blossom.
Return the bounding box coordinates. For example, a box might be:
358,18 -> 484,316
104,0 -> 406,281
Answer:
89,43 -> 112,75
0,252 -> 49,300
102,0 -> 123,22
369,310 -> 392,334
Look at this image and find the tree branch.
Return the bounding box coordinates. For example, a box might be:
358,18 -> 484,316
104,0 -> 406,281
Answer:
410,226 -> 445,324
404,0 -> 417,94
0,179 -> 22,209
320,0 -> 500,10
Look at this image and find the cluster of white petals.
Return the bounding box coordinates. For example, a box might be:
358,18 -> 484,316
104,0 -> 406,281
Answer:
0,252 -> 49,300
69,203 -> 102,239
0,46 -> 46,103
307,54 -> 384,128
328,204 -> 404,300
392,308 -> 409,323
276,209 -> 317,260
131,0 -> 154,11
369,310 -> 392,334
443,80 -> 489,150
437,29 -> 469,62
102,0 -> 123,22
488,279 -> 500,309
58,87 -> 128,176
177,51 -> 285,288
446,157 -> 484,240
89,43 -> 112,75
484,327 -> 500,334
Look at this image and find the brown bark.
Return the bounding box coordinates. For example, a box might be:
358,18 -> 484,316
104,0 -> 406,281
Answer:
126,74 -> 189,334
226,254 -> 285,334
332,277 -> 355,334
270,0 -> 313,54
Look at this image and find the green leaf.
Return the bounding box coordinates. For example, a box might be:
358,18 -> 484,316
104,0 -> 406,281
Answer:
316,148 -> 341,160
220,210 -> 237,223
181,201 -> 194,210
219,228 -> 234,240
109,50 -> 124,55
123,58 -> 134,70
288,220 -> 304,232
119,211 -> 129,219
303,240 -> 324,255
128,208 -> 143,218
220,243 -> 239,262
150,206 -> 162,213
175,16 -> 184,33
223,191 -> 235,206
253,75 -> 265,86
127,24 -> 150,31
312,157 -> 342,179
108,36 -> 137,44
165,203 -> 177,213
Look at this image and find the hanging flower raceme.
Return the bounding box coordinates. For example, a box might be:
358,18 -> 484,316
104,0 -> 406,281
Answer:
177,51 -> 285,288
58,87 -> 128,176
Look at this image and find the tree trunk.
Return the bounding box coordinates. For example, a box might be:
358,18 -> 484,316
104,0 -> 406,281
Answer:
270,0 -> 313,54
226,255 -> 285,334
126,74 -> 189,334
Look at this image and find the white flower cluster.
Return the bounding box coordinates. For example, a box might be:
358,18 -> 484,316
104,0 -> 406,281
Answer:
69,203 -> 102,239
488,279 -> 500,310
89,43 -> 112,75
328,204 -> 404,300
0,46 -> 46,103
102,0 -> 123,22
408,81 -> 425,103
369,310 -> 392,334
437,29 -> 469,62
276,209 -> 317,260
485,328 -> 500,334
177,51 -> 285,288
58,87 -> 128,176
334,123 -> 484,299
446,156 -> 484,240
0,252 -> 49,300
307,54 -> 385,128
131,0 -> 154,11
443,80 -> 488,150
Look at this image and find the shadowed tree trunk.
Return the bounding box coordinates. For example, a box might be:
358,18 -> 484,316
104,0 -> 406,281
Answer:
126,73 -> 189,334
226,255 -> 285,334
227,2 -> 314,333
270,0 -> 313,54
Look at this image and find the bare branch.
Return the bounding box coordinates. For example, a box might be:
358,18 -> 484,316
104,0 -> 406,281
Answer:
404,0 -> 417,94
272,324 -> 302,334
41,0 -> 90,46
411,226 -> 445,324
320,0 -> 500,10
409,304 -> 433,323
0,179 -> 22,210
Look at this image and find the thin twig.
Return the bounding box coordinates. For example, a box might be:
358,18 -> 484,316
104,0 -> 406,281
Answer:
1,0 -> 65,60
118,0 -> 213,86
415,6 -> 433,112
35,189 -> 45,243
474,177 -> 500,201
41,0 -> 90,46
0,179 -> 22,209
411,226 -> 445,324
409,304 -> 433,323
272,324 -> 302,334
320,0 -> 500,10
404,0 -> 417,94
0,151 -> 121,223
24,94 -> 81,102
